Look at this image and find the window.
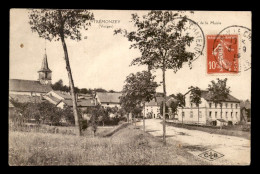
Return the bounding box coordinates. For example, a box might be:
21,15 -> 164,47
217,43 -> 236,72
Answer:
182,112 -> 185,118
236,112 -> 238,118
209,103 -> 212,108
226,112 -> 228,118
199,111 -> 202,118
215,103 -> 217,108
209,111 -> 212,118
231,112 -> 233,118
215,112 -> 217,118
190,111 -> 193,118
236,104 -> 238,109
191,103 -> 193,108
231,104 -> 233,108
107,103 -> 109,105
225,103 -> 228,108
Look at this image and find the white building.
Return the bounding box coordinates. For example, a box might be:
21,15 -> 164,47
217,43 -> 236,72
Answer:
95,92 -> 121,108
176,90 -> 240,126
143,100 -> 160,119
142,96 -> 175,119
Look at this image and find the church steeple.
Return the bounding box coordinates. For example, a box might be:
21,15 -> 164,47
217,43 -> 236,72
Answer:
38,48 -> 52,85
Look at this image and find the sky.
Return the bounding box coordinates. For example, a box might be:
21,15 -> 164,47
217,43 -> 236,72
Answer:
10,9 -> 251,100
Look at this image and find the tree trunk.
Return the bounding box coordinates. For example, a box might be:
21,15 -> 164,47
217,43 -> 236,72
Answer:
182,107 -> 183,127
162,60 -> 166,146
60,35 -> 81,136
220,104 -> 222,130
221,104 -> 223,118
198,106 -> 199,127
143,102 -> 145,132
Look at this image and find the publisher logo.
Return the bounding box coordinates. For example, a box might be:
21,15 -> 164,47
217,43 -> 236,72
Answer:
198,149 -> 224,161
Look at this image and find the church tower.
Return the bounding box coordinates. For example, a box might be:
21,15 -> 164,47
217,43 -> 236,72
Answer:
38,50 -> 52,85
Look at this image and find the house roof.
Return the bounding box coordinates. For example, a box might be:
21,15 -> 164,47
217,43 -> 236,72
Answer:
200,90 -> 240,103
62,99 -> 96,107
9,94 -> 42,103
145,100 -> 158,106
43,95 -> 61,105
155,96 -> 172,105
9,79 -> 52,93
96,92 -> 121,103
51,90 -> 71,100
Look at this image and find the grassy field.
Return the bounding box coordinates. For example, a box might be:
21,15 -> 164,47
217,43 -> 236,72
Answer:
166,121 -> 250,140
9,123 -> 208,166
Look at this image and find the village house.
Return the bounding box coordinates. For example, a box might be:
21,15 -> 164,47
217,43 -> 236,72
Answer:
143,100 -> 160,119
142,94 -> 176,119
44,90 -> 96,110
44,90 -> 96,120
95,92 -> 121,108
9,51 -> 52,102
176,90 -> 241,126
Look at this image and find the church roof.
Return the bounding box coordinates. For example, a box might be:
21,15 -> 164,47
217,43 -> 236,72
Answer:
9,94 -> 43,103
38,54 -> 52,72
9,79 -> 52,93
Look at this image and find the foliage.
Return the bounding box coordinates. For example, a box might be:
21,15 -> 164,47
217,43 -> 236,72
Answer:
51,79 -> 113,94
188,86 -> 202,107
176,93 -> 185,108
9,99 -> 75,126
169,100 -> 178,115
160,102 -> 168,115
121,71 -> 159,114
28,9 -> 94,41
114,11 -> 195,72
207,78 -> 231,104
94,88 -> 107,93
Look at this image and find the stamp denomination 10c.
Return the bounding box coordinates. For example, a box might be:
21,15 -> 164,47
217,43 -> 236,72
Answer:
207,35 -> 239,74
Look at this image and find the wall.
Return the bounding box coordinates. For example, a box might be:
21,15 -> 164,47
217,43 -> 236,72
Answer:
101,103 -> 121,108
206,101 -> 240,124
177,108 -> 207,125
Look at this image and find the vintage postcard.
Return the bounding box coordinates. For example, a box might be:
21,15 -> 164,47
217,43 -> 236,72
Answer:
9,9 -> 251,166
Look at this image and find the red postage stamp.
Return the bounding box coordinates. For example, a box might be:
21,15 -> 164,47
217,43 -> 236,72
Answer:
207,35 -> 239,74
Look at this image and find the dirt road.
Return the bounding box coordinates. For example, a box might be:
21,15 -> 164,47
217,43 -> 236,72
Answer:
137,119 -> 250,165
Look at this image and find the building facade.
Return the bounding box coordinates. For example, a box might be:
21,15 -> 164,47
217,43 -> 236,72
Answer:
176,90 -> 241,126
143,100 -> 160,119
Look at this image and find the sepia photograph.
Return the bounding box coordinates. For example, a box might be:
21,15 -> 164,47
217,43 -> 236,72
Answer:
9,9 -> 251,166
